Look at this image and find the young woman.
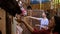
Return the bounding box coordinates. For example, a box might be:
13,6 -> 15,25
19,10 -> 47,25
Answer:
28,12 -> 49,30
14,13 -> 23,34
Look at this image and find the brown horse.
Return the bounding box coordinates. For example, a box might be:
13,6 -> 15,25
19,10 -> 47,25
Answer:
46,9 -> 57,34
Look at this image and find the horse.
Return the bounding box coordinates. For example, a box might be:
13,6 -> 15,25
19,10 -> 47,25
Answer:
46,9 -> 60,34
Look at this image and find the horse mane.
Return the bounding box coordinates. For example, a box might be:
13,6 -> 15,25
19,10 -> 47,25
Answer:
0,0 -> 22,16
53,16 -> 60,33
54,16 -> 60,24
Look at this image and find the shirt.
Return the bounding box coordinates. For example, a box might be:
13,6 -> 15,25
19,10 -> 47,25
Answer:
13,17 -> 23,34
16,25 -> 23,34
39,18 -> 49,30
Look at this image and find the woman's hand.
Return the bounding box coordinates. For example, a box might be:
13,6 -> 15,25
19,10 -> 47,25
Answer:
42,26 -> 48,30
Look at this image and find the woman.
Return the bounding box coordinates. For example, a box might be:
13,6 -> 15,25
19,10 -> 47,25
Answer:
14,13 -> 23,34
29,12 -> 49,30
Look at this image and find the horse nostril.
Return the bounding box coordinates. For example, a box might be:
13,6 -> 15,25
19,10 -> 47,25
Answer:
0,17 -> 2,20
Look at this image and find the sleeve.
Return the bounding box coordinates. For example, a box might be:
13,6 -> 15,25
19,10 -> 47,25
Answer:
39,18 -> 42,20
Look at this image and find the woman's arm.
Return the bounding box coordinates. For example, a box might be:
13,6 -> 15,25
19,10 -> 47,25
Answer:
22,17 -> 34,32
27,16 -> 41,20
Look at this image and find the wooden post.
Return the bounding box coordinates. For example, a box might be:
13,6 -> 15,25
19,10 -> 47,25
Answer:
0,8 -> 6,34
